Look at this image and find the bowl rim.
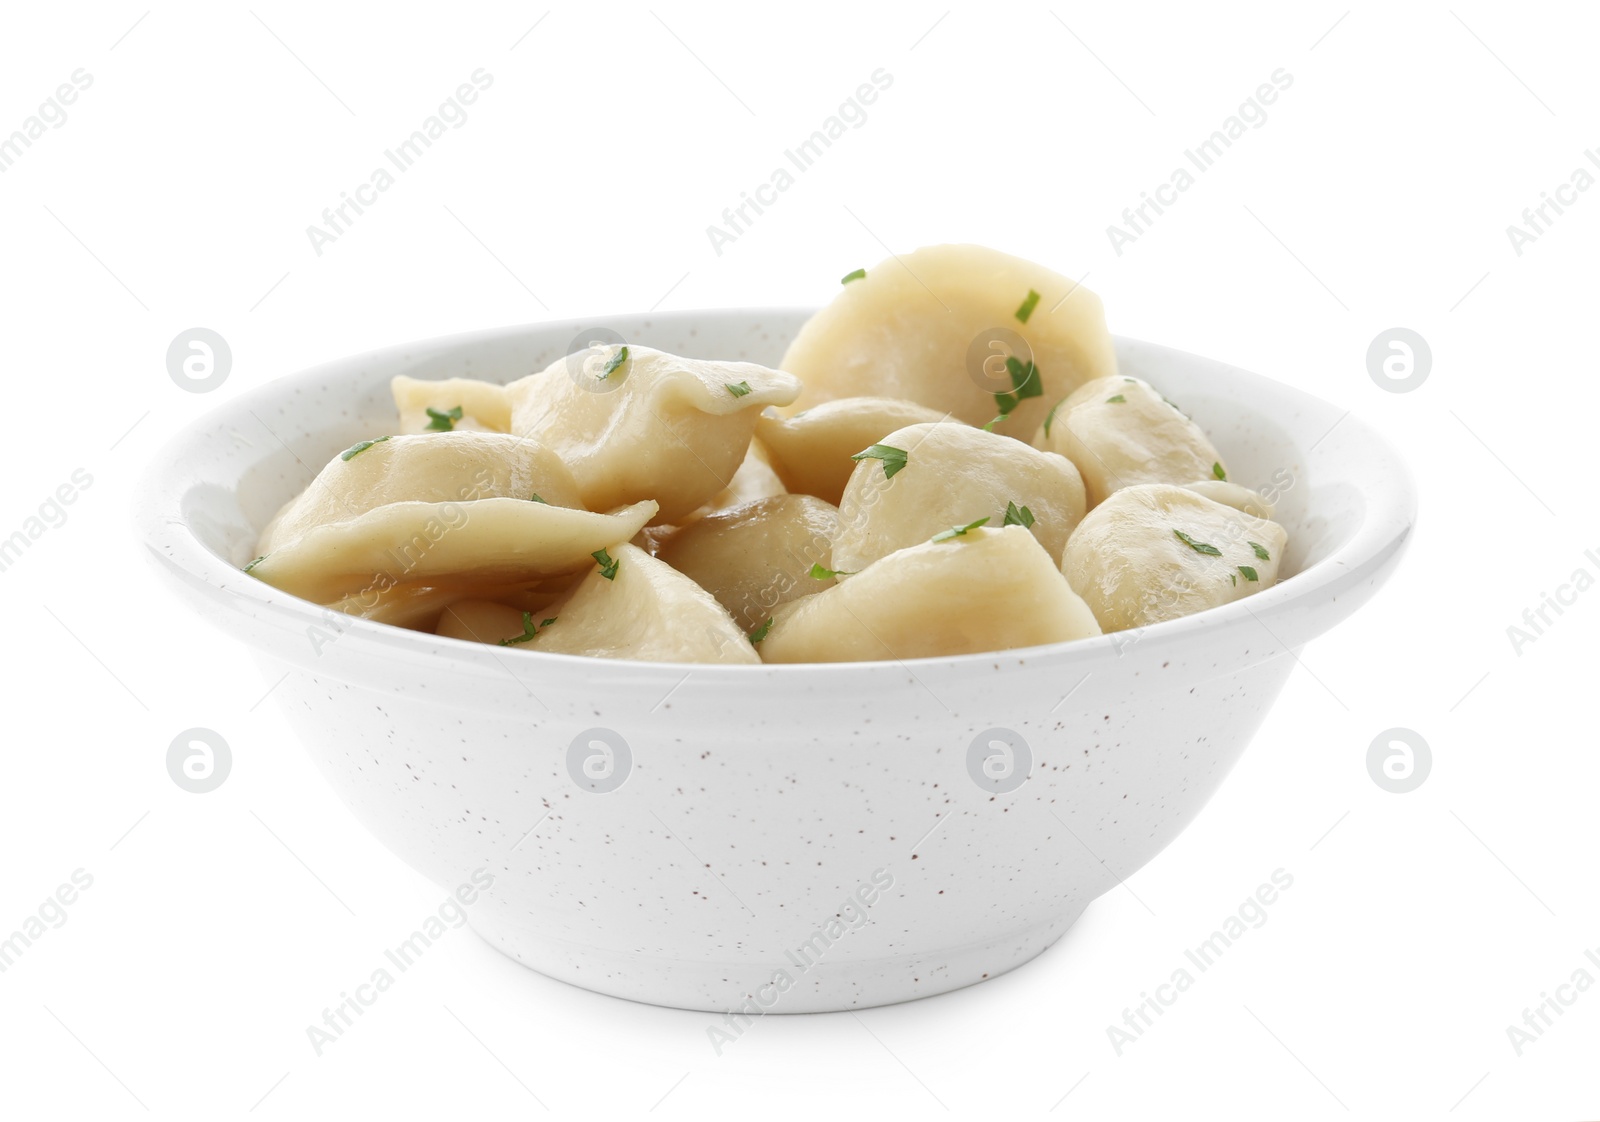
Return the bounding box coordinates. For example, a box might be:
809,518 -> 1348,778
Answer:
134,309 -> 1417,680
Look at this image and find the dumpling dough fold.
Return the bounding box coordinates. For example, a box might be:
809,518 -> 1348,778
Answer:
1061,484 -> 1287,632
758,526 -> 1101,663
515,543 -> 759,663
506,344 -> 800,523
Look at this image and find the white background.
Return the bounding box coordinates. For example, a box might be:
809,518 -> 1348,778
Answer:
1,2 -> 1595,1118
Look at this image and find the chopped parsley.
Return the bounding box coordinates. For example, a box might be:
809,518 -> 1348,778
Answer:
528,493 -> 547,504
851,443 -> 909,480
1014,289 -> 1041,323
1042,398 -> 1066,438
993,356 -> 1042,417
425,405 -> 463,431
1249,541 -> 1271,561
1212,461 -> 1227,480
243,555 -> 266,572
340,435 -> 391,461
726,381 -> 752,397
601,346 -> 629,378
500,612 -> 557,646
932,517 -> 990,542
1106,394 -> 1126,403
1173,529 -> 1222,556
808,562 -> 856,580
749,618 -> 774,644
591,548 -> 619,580
1237,565 -> 1259,582
1230,572 -> 1237,587
1002,501 -> 1035,528
841,268 -> 866,284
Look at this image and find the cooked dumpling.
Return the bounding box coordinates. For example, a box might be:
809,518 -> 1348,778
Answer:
251,498 -> 656,605
505,344 -> 800,523
523,544 -> 759,663
756,397 -> 950,505
831,422 -> 1086,573
249,432 -> 652,603
1182,480 -> 1275,520
757,526 -> 1100,663
780,245 -> 1116,440
258,432 -> 583,553
391,375 -> 511,433
1061,484 -> 1288,632
328,574 -> 575,629
436,599 -> 538,645
686,437 -> 786,521
655,494 -> 839,631
1036,375 -> 1224,508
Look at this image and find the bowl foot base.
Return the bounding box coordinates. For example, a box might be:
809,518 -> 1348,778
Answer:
467,905 -> 1088,1015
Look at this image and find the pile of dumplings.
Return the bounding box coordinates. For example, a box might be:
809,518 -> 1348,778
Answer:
246,244 -> 1289,664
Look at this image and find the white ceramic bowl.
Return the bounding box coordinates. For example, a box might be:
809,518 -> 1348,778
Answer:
136,311 -> 1414,1014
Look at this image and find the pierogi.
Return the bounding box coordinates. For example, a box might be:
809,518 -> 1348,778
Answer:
244,244 -> 1292,662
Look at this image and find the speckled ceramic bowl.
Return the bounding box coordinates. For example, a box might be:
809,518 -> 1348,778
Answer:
136,311 -> 1414,1014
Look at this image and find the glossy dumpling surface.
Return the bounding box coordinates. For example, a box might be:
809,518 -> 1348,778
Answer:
756,397 -> 949,505
757,526 -> 1100,663
1036,376 -> 1224,508
505,344 -> 800,522
655,494 -> 839,631
1061,484 -> 1287,632
258,432 -> 582,553
780,244 -> 1116,440
528,544 -> 759,663
832,422 -> 1086,572
391,376 -> 511,434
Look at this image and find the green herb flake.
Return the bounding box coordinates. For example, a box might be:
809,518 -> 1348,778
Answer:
1002,501 -> 1035,528
1174,529 -> 1222,556
932,517 -> 990,543
851,443 -> 909,480
726,381 -> 752,397
243,555 -> 266,572
1237,565 -> 1259,582
425,405 -> 464,432
841,268 -> 866,284
528,493 -> 547,504
808,562 -> 857,580
340,435 -> 392,461
1249,540 -> 1271,561
1230,572 -> 1237,587
500,612 -> 557,647
601,345 -> 629,379
1043,398 -> 1066,438
993,355 -> 1043,417
1106,394 -> 1127,403
982,414 -> 1005,432
1212,461 -> 1227,480
1014,288 -> 1041,323
591,548 -> 620,580
749,618 -> 774,645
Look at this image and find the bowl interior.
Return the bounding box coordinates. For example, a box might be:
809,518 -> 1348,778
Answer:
186,312 -> 1337,580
